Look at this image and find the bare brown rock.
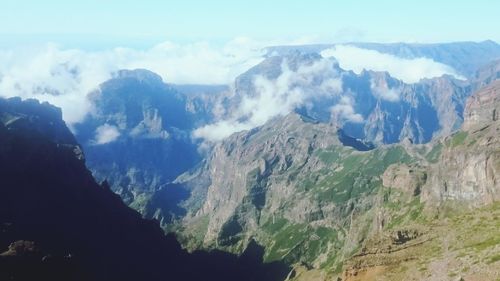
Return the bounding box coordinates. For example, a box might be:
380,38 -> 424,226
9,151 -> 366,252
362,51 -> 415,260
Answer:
463,80 -> 500,130
382,164 -> 427,196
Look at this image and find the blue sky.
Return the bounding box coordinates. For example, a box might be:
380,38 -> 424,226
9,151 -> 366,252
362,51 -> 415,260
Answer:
0,0 -> 499,48
0,0 -> 498,127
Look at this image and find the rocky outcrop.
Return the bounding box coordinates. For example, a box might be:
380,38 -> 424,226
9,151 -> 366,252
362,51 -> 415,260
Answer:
74,69 -> 201,209
422,82 -> 500,207
342,227 -> 428,279
340,202 -> 500,281
472,59 -> 500,89
382,164 -> 426,196
338,65 -> 500,281
463,80 -> 500,130
0,241 -> 38,257
423,79 -> 500,207
169,69 -> 500,278
195,114 -> 341,245
229,52 -> 469,145
170,111 -> 427,270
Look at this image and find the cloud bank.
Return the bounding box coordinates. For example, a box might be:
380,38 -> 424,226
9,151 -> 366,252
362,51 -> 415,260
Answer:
321,45 -> 464,83
193,58 -> 342,141
0,44 -> 111,124
0,39 -> 465,140
0,38 -> 265,124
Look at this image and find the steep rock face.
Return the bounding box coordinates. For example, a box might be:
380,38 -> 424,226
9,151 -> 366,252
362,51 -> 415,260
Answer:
74,69 -> 201,208
1,97 -> 179,281
422,81 -> 500,207
226,53 -> 469,145
472,59 -> 500,89
417,76 -> 470,137
0,97 -> 291,281
338,75 -> 500,281
423,130 -> 499,206
0,97 -> 77,145
172,84 -> 230,127
382,163 -> 426,196
463,80 -> 500,130
196,114 -> 341,244
351,72 -> 467,144
169,74 -> 500,278
172,112 -> 424,271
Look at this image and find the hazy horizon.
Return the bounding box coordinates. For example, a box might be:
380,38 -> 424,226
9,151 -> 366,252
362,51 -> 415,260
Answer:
1,0 -> 499,49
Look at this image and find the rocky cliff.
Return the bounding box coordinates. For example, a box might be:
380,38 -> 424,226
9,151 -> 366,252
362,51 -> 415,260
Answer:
422,80 -> 500,207
225,52 -> 469,145
0,97 -> 291,281
74,69 -> 202,216
463,80 -> 500,130
339,73 -> 500,281
164,72 -> 500,280
172,112 -> 422,269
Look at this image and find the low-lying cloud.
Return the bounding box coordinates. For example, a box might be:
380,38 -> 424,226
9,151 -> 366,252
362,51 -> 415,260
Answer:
370,79 -> 400,102
193,58 -> 342,141
331,96 -> 364,124
0,44 -> 111,124
0,39 -> 467,139
321,45 -> 464,83
93,124 -> 121,145
0,38 -> 265,124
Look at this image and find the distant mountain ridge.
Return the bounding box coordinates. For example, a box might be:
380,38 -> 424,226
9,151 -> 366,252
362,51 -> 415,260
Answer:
73,44 -> 500,226
265,40 -> 500,78
225,51 -> 470,144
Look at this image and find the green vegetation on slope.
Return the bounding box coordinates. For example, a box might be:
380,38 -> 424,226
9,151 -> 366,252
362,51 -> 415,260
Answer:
261,218 -> 339,267
253,145 -> 420,270
307,145 -> 414,204
335,202 -> 500,281
425,142 -> 443,163
448,131 -> 469,147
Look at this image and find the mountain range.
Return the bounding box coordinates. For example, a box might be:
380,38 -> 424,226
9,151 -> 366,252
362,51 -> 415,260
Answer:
1,41 -> 499,281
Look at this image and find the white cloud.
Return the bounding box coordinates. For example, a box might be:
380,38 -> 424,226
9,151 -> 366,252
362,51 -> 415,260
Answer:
0,44 -> 111,124
192,120 -> 253,142
331,96 -> 364,123
117,37 -> 265,85
370,79 -> 400,102
320,45 -> 464,83
193,58 -> 342,141
0,38 -> 266,124
93,124 -> 121,145
0,40 -> 466,133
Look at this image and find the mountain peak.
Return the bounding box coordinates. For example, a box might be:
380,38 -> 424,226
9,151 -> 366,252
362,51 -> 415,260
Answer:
0,97 -> 76,145
112,69 -> 164,84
